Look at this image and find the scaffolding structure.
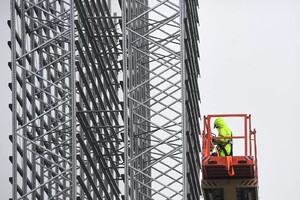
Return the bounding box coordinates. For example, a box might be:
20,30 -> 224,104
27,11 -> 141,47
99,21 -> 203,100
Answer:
9,0 -> 200,199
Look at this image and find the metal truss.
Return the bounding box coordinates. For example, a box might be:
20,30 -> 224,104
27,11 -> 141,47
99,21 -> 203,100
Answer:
10,0 -> 200,199
10,0 -> 123,199
10,0 -> 77,199
74,0 -> 123,199
122,0 -> 201,199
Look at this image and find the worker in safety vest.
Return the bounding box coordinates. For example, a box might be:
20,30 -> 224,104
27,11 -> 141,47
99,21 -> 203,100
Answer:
213,118 -> 232,156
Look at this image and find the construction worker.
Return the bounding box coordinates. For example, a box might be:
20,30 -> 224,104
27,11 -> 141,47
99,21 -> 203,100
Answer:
213,118 -> 232,156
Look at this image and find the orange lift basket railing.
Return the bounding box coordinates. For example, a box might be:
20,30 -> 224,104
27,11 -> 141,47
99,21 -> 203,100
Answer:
201,114 -> 259,200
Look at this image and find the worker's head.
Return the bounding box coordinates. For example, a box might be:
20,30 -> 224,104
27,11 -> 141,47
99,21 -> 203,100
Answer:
214,118 -> 226,129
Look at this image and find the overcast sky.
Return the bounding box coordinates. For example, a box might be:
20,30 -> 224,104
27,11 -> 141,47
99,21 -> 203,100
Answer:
199,0 -> 300,199
0,1 -> 299,199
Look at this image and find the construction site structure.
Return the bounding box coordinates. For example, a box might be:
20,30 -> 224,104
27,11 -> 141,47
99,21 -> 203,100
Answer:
201,114 -> 259,200
9,0 -> 201,199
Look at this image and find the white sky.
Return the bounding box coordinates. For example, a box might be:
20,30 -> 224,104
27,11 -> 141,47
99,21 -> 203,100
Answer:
0,0 -> 299,199
199,0 -> 300,199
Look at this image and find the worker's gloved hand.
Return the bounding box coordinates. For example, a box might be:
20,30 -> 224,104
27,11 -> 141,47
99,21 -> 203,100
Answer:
212,137 -> 216,144
211,152 -> 217,156
211,133 -> 216,143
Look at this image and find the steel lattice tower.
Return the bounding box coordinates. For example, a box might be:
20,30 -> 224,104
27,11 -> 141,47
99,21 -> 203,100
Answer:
9,0 -> 200,199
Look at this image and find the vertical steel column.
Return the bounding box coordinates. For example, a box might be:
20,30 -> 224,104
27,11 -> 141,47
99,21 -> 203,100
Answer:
70,0 -> 77,199
122,0 -> 129,199
123,0 -> 201,199
10,0 -> 17,199
10,0 -> 77,199
180,1 -> 187,199
123,0 -> 194,199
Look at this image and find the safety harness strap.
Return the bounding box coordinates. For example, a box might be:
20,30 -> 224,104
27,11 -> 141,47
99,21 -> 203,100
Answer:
226,156 -> 235,176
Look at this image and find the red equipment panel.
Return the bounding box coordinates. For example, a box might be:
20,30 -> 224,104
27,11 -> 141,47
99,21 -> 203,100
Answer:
202,156 -> 255,179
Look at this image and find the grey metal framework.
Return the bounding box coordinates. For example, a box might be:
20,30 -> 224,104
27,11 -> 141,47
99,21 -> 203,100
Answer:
9,0 -> 200,199
122,0 -> 201,199
9,0 -> 123,199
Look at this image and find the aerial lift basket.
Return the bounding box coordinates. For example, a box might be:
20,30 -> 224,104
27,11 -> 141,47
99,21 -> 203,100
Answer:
201,114 -> 259,200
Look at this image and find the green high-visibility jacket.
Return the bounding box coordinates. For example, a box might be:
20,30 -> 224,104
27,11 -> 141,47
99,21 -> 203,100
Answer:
214,118 -> 232,156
